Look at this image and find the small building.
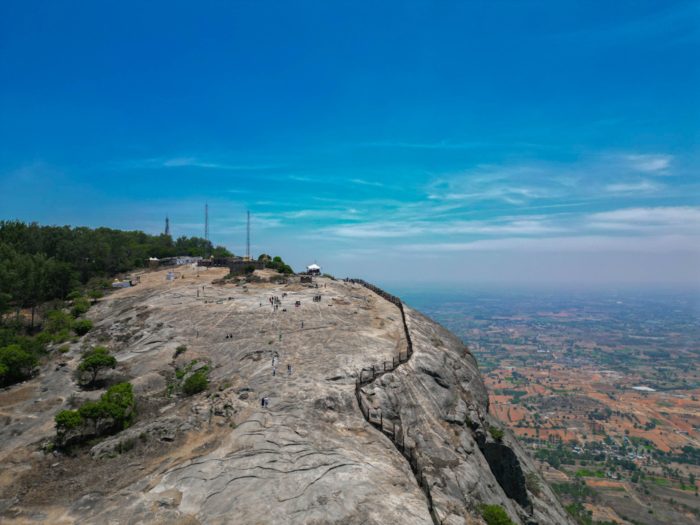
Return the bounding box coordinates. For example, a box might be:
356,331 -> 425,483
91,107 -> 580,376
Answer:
306,263 -> 321,275
112,278 -> 131,288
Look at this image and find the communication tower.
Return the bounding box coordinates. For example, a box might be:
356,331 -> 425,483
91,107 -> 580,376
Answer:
246,210 -> 250,260
204,204 -> 210,259
164,214 -> 170,236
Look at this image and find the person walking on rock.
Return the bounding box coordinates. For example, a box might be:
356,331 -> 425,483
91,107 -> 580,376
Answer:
288,364 -> 291,375
261,397 -> 265,407
273,367 -> 276,377
264,397 -> 269,408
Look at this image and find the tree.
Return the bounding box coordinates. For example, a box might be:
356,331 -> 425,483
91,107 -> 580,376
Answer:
272,256 -> 282,262
0,344 -> 39,382
55,410 -> 83,446
79,352 -> 117,385
257,254 -> 270,261
78,401 -> 111,433
244,264 -> 256,274
183,373 -> 208,396
481,505 -> 515,525
71,297 -> 91,318
46,310 -> 73,333
73,319 -> 94,336
66,291 -> 83,301
86,290 -> 103,303
490,425 -> 505,441
101,382 -> 135,427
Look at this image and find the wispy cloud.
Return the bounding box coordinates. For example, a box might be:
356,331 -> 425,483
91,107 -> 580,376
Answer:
162,157 -> 282,170
605,180 -> 660,193
624,154 -> 672,174
588,206 -> 700,233
398,234 -> 700,253
347,140 -> 550,150
351,179 -> 383,187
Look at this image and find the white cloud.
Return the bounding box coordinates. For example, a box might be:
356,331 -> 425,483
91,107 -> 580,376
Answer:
399,234 -> 700,253
605,180 -> 659,193
163,157 -> 220,168
351,179 -> 383,186
624,154 -> 672,174
588,206 -> 700,233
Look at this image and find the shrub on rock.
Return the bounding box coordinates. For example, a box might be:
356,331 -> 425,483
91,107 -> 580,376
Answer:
55,410 -> 83,446
481,505 -> 514,525
73,319 -> 95,336
70,297 -> 91,318
183,373 -> 208,396
79,349 -> 117,385
489,425 -> 505,441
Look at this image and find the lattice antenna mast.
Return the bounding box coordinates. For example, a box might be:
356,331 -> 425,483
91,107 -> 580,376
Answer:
164,214 -> 170,236
246,210 -> 250,259
204,204 -> 210,259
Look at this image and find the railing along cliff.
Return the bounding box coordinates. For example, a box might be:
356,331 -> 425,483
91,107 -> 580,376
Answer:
350,279 -> 441,525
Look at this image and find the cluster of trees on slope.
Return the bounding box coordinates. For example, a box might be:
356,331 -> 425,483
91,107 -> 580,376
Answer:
0,220 -> 234,322
0,293 -> 97,386
257,254 -> 294,275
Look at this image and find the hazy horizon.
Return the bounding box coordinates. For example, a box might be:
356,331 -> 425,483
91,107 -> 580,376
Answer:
1,1 -> 698,286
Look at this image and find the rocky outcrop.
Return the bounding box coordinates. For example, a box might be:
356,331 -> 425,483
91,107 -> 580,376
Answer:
356,301 -> 574,525
0,270 -> 574,525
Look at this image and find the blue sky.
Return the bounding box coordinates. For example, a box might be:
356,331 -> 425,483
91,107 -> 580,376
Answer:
1,1 -> 698,286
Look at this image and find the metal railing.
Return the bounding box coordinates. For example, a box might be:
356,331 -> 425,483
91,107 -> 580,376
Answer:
352,280 -> 441,525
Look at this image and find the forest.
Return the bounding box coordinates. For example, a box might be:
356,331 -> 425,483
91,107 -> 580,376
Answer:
0,220 -> 233,325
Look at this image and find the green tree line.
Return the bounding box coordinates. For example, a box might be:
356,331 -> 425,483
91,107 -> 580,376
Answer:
0,220 -> 234,324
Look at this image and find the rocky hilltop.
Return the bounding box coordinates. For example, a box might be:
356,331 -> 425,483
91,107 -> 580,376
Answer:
0,268 -> 575,525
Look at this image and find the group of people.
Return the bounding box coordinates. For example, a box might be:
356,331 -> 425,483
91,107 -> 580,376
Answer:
224,333 -> 234,339
312,295 -> 322,302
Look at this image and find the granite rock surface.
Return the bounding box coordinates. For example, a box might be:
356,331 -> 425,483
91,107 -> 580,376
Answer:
0,268 -> 574,525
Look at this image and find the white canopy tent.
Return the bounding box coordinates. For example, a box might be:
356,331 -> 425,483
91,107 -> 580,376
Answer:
306,264 -> 321,271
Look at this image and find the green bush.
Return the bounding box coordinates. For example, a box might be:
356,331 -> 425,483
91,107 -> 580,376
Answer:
244,264 -> 256,274
525,471 -> 542,496
174,345 -> 187,358
66,291 -> 84,301
481,505 -> 515,525
35,332 -> 56,347
0,345 -> 40,382
73,319 -> 95,336
54,410 -> 83,446
183,373 -> 208,396
57,328 -> 70,342
87,290 -> 103,303
59,346 -> 70,353
46,310 -> 74,334
490,425 -> 505,441
76,382 -> 134,433
79,351 -> 117,385
82,346 -> 109,359
71,298 -> 90,318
